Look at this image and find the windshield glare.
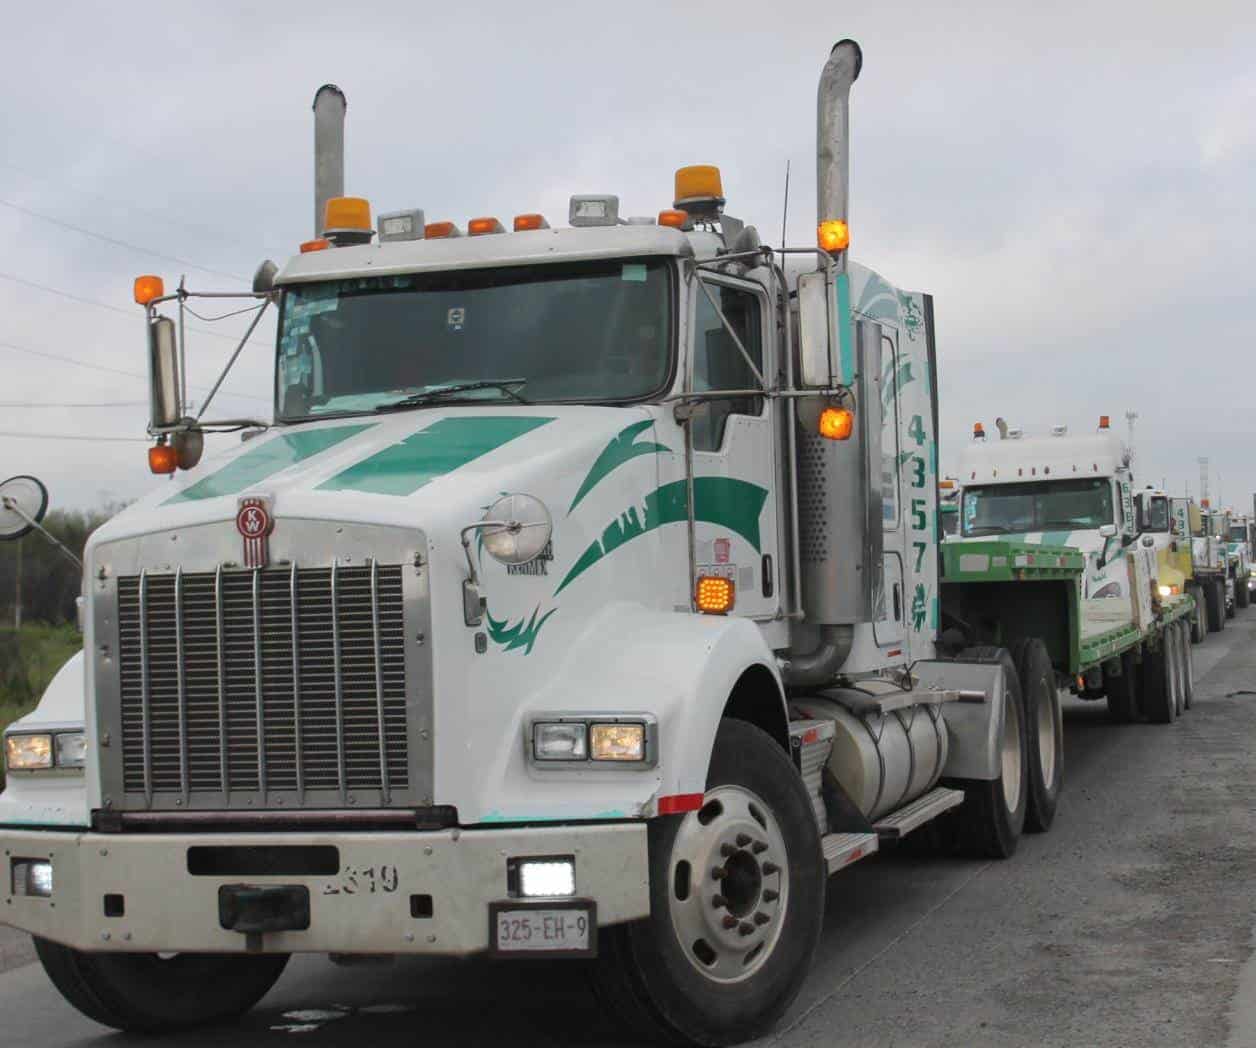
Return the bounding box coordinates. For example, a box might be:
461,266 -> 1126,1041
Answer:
962,479 -> 1114,536
275,258 -> 672,419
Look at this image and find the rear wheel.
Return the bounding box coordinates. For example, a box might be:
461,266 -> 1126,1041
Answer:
1169,625 -> 1185,717
1237,575 -> 1251,609
592,719 -> 825,1047
1140,637 -> 1175,724
1008,638 -> 1062,834
1206,579 -> 1225,633
1179,621 -> 1195,710
33,940 -> 289,1034
1188,583 -> 1207,643
945,647 -> 1029,859
1105,650 -> 1139,723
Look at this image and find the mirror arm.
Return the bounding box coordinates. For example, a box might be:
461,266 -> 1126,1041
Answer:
196,298 -> 271,421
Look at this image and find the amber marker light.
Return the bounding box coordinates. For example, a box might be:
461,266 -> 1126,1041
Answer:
467,216 -> 506,236
148,444 -> 178,475
300,238 -> 331,253
1098,415 -> 1111,429
424,221 -> 460,239
658,209 -> 688,228
323,196 -> 372,232
818,219 -> 851,253
513,213 -> 549,231
818,406 -> 855,441
133,275 -> 164,305
696,575 -> 735,615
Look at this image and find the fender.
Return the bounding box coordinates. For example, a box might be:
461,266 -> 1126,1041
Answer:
0,651 -> 90,829
466,602 -> 786,824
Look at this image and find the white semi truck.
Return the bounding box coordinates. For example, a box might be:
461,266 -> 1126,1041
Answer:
0,42 -> 1192,1045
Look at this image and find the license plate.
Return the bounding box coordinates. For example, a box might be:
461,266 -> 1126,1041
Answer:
489,901 -> 596,958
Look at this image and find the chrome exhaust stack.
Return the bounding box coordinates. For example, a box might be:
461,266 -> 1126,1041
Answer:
816,39 -> 862,273
313,84 -> 347,239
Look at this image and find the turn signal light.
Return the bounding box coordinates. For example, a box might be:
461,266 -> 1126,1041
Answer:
300,238 -> 331,253
658,209 -> 688,229
133,275 -> 164,305
1098,415 -> 1111,430
973,421 -> 986,439
424,221 -> 462,239
696,575 -> 735,615
818,219 -> 851,253
818,406 -> 854,441
323,196 -> 372,232
148,444 -> 178,475
513,213 -> 550,231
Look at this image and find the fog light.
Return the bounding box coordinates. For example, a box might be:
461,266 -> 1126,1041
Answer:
516,858 -> 575,898
590,723 -> 646,762
533,722 -> 587,762
55,731 -> 88,769
11,859 -> 53,898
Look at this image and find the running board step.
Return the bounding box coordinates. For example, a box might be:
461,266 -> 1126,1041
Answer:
821,832 -> 879,874
873,786 -> 966,840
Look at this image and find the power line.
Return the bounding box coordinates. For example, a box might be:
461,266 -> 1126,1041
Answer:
0,338 -> 270,403
0,401 -> 146,407
0,430 -> 147,443
0,159 -> 286,257
0,197 -> 245,282
0,270 -> 263,344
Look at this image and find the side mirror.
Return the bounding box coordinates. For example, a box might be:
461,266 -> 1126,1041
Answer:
1141,534 -> 1155,548
148,316 -> 182,429
797,270 -> 836,388
253,259 -> 278,295
0,475 -> 49,542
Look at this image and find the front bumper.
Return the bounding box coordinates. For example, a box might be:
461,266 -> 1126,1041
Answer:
0,822 -> 648,956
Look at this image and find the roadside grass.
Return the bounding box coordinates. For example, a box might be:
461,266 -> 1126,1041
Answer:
0,623 -> 82,789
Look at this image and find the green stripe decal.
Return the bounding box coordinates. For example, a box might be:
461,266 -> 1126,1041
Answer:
836,272 -> 854,385
319,416 -> 554,496
165,424 -> 373,503
568,419 -> 671,515
555,477 -> 768,595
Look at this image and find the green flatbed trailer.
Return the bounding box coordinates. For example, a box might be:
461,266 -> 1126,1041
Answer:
939,540 -> 1195,689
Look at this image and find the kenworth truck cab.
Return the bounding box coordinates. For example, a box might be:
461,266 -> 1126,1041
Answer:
1195,503 -> 1236,627
1224,514 -> 1253,609
3,43 -> 1087,1045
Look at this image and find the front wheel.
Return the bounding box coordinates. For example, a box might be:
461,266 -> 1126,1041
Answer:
34,939 -> 289,1034
1206,579 -> 1225,633
1140,637 -> 1175,725
1236,575 -> 1250,609
592,719 -> 825,1046
1010,638 -> 1062,834
1188,583 -> 1207,643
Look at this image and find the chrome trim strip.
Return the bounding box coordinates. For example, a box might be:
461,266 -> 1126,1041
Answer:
290,561 -> 304,802
174,567 -> 190,805
370,558 -> 391,804
331,558 -> 347,803
138,569 -> 153,808
252,568 -> 267,797
215,565 -> 229,805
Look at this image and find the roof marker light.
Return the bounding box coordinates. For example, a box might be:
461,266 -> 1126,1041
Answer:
424,221 -> 463,239
658,209 -> 688,229
468,216 -> 506,236
513,213 -> 550,231
300,238 -> 331,253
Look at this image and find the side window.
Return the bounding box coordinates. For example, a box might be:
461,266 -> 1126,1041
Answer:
692,282 -> 763,452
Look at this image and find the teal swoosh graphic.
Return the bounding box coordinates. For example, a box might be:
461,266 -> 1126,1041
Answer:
555,477 -> 768,595
486,604 -> 558,655
165,424 -> 373,503
319,416 -> 554,496
568,419 -> 671,515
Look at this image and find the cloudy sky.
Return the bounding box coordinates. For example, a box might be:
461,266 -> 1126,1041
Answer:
1,1 -> 1252,515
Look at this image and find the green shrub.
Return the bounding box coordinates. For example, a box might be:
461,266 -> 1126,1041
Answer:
0,624 -> 82,790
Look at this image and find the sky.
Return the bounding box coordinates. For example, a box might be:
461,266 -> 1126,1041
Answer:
0,0 -> 1253,515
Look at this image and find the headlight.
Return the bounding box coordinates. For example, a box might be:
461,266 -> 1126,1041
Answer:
481,493 -> 552,565
1158,585 -> 1173,598
590,723 -> 646,761
533,722 -> 587,762
528,716 -> 655,768
54,732 -> 88,768
10,859 -> 53,898
4,734 -> 53,771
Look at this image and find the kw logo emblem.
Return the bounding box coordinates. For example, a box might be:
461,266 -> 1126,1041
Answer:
236,496 -> 273,569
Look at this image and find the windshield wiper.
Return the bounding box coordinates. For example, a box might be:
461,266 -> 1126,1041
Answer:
374,379 -> 530,412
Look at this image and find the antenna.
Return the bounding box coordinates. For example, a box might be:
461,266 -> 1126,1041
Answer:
779,158 -> 791,260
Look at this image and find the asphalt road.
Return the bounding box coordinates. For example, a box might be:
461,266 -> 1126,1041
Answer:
4,611 -> 1256,1048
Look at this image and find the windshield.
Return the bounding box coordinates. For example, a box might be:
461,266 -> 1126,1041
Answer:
962,479 -> 1114,537
275,258 -> 673,419
1230,525 -> 1248,543
1143,496 -> 1169,532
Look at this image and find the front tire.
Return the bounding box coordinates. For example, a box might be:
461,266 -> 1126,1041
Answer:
1188,583 -> 1207,643
34,939 -> 289,1034
1140,637 -> 1175,724
1009,638 -> 1062,834
1105,649 -> 1139,723
1237,576 -> 1251,609
1179,621 -> 1195,710
592,719 -> 825,1046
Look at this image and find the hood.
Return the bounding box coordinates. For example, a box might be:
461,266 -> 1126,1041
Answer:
89,406 -> 655,548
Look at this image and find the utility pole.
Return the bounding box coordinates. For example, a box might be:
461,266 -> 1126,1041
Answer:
1125,410 -> 1138,461
1198,457 -> 1210,505
14,538 -> 22,630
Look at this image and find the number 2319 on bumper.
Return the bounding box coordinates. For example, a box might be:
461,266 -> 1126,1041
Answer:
489,901 -> 597,959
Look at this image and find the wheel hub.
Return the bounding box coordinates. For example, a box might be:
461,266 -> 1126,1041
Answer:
668,785 -> 790,983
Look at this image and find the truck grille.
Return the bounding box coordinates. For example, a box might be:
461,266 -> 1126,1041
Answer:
116,563 -> 409,805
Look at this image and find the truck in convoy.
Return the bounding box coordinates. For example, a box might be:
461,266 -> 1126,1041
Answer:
1194,502 -> 1237,627
952,420 -> 1196,724
1223,513 -> 1253,609
0,41 -> 1194,1045
1134,487 -> 1209,641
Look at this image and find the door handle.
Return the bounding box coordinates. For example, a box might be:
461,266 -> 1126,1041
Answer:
892,582 -> 902,622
